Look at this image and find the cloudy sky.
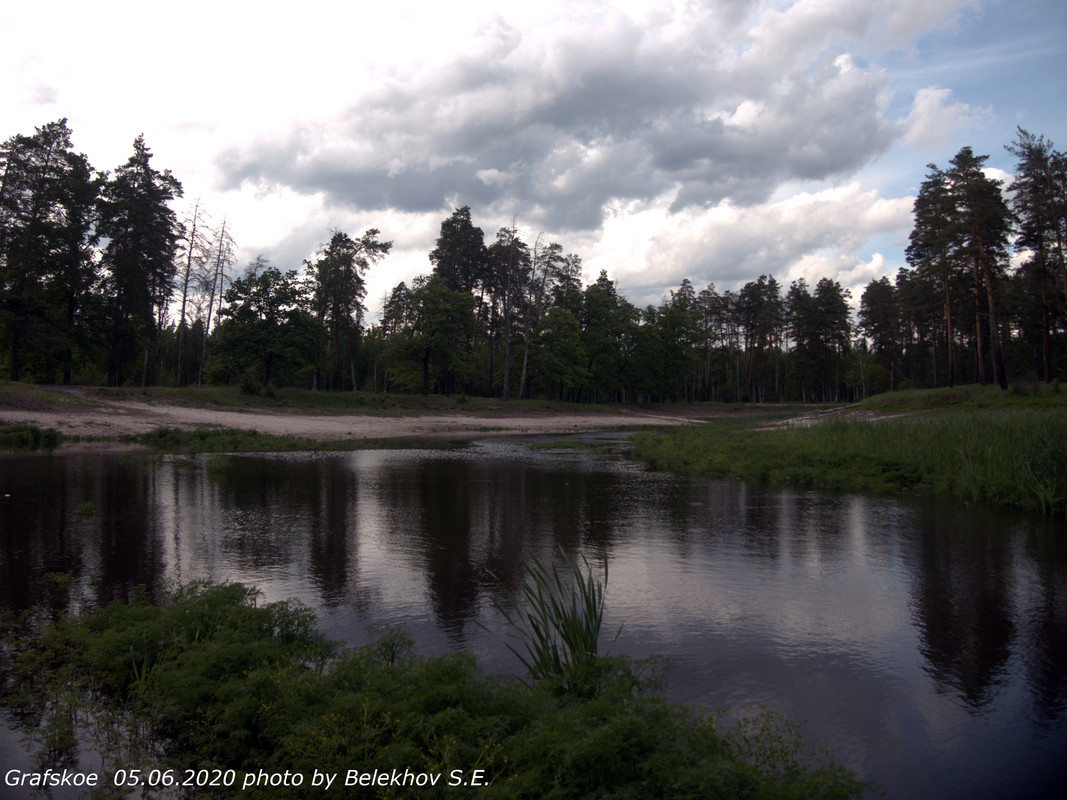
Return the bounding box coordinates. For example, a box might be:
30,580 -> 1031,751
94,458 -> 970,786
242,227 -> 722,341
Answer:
3,0 -> 1065,315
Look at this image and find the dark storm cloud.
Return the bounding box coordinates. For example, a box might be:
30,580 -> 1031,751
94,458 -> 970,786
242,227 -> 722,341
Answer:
217,7 -> 903,233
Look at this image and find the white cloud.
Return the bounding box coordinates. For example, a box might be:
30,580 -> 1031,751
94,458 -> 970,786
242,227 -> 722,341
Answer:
901,87 -> 990,147
599,182 -> 912,306
2,0 -> 1057,317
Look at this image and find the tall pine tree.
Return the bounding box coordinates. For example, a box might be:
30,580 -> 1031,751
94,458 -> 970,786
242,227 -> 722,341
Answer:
0,119 -> 98,382
97,135 -> 182,386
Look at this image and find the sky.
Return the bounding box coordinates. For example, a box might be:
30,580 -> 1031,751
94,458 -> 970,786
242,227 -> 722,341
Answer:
2,0 -> 1065,317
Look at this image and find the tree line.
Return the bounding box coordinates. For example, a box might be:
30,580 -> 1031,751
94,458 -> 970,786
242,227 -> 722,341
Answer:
2,120 -> 1064,401
0,120 -> 237,387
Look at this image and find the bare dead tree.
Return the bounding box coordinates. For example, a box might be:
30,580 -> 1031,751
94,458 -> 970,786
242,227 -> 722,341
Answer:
174,198 -> 213,385
196,216 -> 236,385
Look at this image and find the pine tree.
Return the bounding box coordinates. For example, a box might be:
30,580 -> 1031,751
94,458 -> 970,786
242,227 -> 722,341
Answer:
948,147 -> 1012,390
906,164 -> 962,386
97,135 -> 182,386
310,228 -> 392,390
1007,128 -> 1067,298
0,120 -> 100,382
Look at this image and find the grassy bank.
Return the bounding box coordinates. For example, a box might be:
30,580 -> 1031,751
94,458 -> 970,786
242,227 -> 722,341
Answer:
121,426 -> 401,453
0,424 -> 63,451
2,381 -> 629,416
2,582 -> 866,799
0,424 -> 387,453
632,390 -> 1067,514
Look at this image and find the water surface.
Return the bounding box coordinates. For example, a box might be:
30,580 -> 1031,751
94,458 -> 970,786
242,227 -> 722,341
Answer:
1,437 -> 1065,798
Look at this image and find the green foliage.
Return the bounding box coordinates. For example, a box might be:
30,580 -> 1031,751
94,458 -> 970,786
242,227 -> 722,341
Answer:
382,273 -> 478,395
4,119 -> 1067,399
97,134 -> 183,387
3,584 -> 868,799
489,551 -> 619,698
309,229 -> 392,391
122,426 -> 383,453
0,423 -> 62,450
0,119 -> 100,384
632,405 -> 1067,514
859,383 -> 1067,411
214,258 -> 321,389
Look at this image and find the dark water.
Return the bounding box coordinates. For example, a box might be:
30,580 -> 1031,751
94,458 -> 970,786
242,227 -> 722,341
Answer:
2,436 -> 1066,799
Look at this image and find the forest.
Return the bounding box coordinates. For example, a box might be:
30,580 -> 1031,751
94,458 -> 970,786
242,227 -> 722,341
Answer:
1,120 -> 1065,403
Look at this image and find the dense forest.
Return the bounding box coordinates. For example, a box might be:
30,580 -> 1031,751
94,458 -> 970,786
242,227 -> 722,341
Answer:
1,120 -> 1065,402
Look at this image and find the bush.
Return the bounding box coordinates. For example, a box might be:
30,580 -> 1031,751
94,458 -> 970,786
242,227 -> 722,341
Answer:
3,583 -> 869,799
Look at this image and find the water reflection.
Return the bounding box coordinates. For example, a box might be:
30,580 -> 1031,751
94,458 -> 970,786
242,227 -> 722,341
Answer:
1,441 -> 1066,798
907,507 -> 1016,711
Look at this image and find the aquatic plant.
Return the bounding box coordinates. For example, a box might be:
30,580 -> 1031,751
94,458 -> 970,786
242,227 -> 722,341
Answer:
489,550 -> 621,698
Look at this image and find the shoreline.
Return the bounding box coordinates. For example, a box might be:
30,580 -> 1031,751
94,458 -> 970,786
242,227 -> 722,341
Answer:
0,392 -> 722,445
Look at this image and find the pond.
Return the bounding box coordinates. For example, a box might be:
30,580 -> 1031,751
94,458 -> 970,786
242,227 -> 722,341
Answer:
1,435 -> 1065,799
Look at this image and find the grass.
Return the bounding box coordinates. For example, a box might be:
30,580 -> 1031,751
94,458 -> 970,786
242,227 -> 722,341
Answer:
1,581 -> 867,799
0,424 -> 63,451
0,381 -> 84,410
632,389 -> 1067,515
119,426 -> 398,453
85,384 -> 631,416
857,382 -> 1067,412
489,551 -> 621,698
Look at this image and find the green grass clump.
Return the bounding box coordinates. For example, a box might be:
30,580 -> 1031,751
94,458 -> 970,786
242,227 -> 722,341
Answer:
0,424 -> 63,451
632,409 -> 1067,514
121,426 -> 380,453
490,551 -> 621,698
3,582 -> 867,799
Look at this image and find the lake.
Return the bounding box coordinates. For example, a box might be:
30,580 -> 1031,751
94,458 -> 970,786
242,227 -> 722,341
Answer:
1,435 -> 1065,798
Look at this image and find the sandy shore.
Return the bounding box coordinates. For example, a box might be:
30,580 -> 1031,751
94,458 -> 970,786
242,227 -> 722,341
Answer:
0,389 -> 719,442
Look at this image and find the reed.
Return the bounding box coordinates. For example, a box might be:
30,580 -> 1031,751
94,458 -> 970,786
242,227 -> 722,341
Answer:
490,550 -> 620,697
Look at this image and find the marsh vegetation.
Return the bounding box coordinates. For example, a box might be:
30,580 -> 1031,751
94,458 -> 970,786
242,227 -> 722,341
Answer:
2,580 -> 866,799
632,387 -> 1067,514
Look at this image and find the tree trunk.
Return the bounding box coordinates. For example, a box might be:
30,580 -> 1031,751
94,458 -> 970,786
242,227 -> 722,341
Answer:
974,234 -> 1008,389
941,273 -> 955,387
972,262 -> 986,385
9,327 -> 19,382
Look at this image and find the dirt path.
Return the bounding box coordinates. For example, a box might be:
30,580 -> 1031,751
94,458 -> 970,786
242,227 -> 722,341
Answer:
0,389 -> 716,442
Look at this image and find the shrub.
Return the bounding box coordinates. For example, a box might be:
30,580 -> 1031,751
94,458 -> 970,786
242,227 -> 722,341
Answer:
4,582 -> 869,799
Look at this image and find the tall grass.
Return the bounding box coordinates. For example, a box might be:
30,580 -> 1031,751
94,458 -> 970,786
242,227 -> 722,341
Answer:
490,550 -> 621,698
632,410 -> 1067,514
0,424 -> 63,451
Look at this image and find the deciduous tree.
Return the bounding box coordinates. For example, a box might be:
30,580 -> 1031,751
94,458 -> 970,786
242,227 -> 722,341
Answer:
310,228 -> 392,390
